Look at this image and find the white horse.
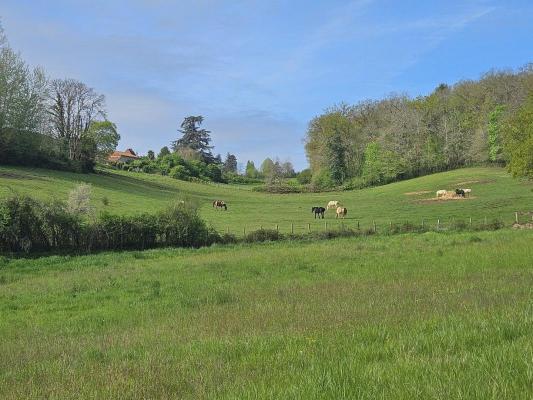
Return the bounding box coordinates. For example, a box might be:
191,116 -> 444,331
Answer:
327,200 -> 340,210
336,207 -> 347,219
436,190 -> 447,198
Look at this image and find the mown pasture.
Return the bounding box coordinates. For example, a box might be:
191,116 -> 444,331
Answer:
0,165 -> 531,235
0,230 -> 532,399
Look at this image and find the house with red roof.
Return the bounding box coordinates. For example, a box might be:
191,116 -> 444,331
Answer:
107,148 -> 139,163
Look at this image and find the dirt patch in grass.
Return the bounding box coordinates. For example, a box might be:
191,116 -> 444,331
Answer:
404,190 -> 432,196
512,223 -> 533,229
417,195 -> 476,203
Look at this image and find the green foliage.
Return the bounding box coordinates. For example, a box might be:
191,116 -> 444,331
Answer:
310,168 -> 336,190
305,67 -> 533,187
158,146 -> 170,158
223,153 -> 238,173
502,93 -> 533,178
296,168 -> 312,184
245,160 -> 259,178
86,121 -> 120,161
244,228 -> 283,243
487,105 -> 505,163
260,158 -> 275,177
361,142 -> 405,186
169,165 -> 189,180
0,196 -> 218,253
171,116 -> 215,163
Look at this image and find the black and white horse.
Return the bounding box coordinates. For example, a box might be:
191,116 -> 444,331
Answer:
455,189 -> 465,198
312,206 -> 326,219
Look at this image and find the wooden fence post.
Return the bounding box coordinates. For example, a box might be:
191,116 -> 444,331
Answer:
324,221 -> 328,231
373,220 -> 376,232
422,219 -> 425,229
515,212 -> 518,223
276,224 -> 279,232
484,216 -> 487,226
469,217 -> 472,226
243,227 -> 246,236
291,223 -> 294,234
307,223 -> 311,232
437,219 -> 440,229
357,220 -> 360,230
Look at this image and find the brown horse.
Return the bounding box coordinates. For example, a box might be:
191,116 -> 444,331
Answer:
213,200 -> 227,210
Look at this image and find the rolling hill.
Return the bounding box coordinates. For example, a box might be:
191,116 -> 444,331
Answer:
1,165 -> 531,235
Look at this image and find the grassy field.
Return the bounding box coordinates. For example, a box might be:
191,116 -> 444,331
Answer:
0,165 -> 531,235
0,229 -> 532,399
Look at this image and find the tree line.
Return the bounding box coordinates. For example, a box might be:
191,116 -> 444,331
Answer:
0,24 -> 119,172
305,65 -> 533,188
122,114 -> 296,184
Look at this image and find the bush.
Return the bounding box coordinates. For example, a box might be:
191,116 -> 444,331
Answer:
296,169 -> 312,185
0,196 -> 219,254
244,229 -> 283,243
310,169 -> 336,191
67,184 -> 93,216
252,183 -> 304,193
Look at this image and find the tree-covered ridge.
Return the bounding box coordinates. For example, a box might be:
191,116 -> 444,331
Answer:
305,65 -> 533,188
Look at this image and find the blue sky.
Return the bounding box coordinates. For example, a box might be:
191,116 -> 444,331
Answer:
2,0 -> 532,170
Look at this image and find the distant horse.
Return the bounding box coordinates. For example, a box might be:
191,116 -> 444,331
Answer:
455,189 -> 465,198
327,200 -> 340,210
336,207 -> 347,219
312,206 -> 326,219
213,200 -> 227,210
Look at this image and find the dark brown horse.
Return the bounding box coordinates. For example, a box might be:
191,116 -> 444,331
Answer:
213,200 -> 227,210
312,206 -> 326,219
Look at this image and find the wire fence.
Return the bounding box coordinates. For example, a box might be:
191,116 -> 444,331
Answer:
213,211 -> 533,237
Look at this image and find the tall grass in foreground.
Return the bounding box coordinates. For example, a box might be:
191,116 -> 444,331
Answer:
0,230 -> 532,399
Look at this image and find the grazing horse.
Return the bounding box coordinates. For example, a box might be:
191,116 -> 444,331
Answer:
436,190 -> 447,198
213,200 -> 227,210
312,206 -> 326,219
455,189 -> 465,198
327,200 -> 340,210
336,207 -> 347,219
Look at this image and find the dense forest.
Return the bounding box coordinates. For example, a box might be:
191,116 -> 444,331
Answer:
305,66 -> 533,188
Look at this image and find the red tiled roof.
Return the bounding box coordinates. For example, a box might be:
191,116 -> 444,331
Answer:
107,149 -> 140,162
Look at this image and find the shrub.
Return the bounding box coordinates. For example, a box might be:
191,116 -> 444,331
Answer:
67,184 -> 93,216
0,195 -> 218,254
169,165 -> 189,180
244,229 -> 283,243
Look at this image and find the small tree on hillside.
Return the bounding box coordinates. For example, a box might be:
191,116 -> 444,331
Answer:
223,153 -> 238,173
158,146 -> 170,158
86,120 -> 120,161
245,160 -> 259,178
67,183 -> 93,216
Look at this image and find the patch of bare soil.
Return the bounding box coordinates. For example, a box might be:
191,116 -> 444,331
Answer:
404,190 -> 432,196
512,223 -> 533,229
417,194 -> 476,203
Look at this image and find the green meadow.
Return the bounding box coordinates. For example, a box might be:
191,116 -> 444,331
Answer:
1,230 -> 532,399
1,165 -> 531,235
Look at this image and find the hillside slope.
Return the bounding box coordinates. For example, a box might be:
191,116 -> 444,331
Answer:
0,165 -> 531,234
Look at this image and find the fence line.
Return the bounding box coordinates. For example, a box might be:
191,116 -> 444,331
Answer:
215,212 -> 530,236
